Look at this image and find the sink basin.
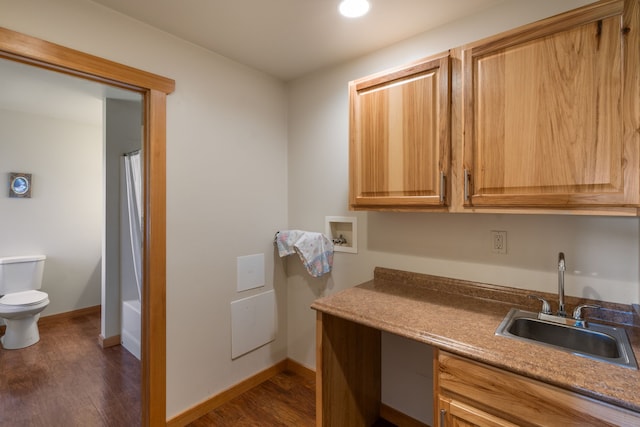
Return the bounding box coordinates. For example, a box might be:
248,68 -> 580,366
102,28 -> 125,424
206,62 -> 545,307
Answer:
507,317 -> 620,358
495,309 -> 637,369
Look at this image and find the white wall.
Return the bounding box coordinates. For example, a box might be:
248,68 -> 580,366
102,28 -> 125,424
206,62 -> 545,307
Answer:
286,0 -> 638,365
0,0 -> 289,419
0,108 -> 103,316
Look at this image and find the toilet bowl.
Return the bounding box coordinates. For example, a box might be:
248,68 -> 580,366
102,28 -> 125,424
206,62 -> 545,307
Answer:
0,290 -> 49,349
0,255 -> 49,350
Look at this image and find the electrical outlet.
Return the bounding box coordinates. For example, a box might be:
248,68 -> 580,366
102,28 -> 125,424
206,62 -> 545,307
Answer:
491,230 -> 507,254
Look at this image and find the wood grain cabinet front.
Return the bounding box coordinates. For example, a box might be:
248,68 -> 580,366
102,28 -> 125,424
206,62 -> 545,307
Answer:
435,351 -> 640,427
460,0 -> 640,212
437,397 -> 519,427
349,53 -> 451,210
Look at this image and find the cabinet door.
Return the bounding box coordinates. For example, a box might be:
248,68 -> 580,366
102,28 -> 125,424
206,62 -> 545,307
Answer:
437,398 -> 519,427
438,351 -> 640,427
349,54 -> 450,209
462,0 -> 640,209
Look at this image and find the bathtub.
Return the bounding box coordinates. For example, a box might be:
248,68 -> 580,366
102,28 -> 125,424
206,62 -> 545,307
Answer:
122,299 -> 141,360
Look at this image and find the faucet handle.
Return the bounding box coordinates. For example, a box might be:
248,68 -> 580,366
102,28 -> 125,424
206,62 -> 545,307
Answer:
573,304 -> 601,320
528,294 -> 552,314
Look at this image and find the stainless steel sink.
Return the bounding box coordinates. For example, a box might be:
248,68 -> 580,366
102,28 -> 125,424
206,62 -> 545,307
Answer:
495,309 -> 637,369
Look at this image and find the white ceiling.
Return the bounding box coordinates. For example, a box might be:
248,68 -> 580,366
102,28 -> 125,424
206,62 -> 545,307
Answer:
90,0 -> 504,81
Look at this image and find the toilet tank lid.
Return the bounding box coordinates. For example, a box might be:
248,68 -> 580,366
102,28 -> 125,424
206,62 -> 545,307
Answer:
0,255 -> 46,264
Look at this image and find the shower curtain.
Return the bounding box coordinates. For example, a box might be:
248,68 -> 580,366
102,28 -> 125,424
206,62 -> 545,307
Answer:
124,150 -> 142,301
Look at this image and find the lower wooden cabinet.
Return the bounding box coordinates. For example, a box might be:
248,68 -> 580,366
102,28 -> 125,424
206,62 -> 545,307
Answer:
436,351 -> 640,427
316,312 -> 381,426
437,397 -> 519,427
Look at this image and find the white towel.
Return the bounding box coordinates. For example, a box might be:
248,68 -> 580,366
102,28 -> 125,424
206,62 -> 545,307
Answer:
276,230 -> 334,277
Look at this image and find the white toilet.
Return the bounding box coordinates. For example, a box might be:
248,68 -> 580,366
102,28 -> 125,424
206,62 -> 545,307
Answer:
0,255 -> 49,349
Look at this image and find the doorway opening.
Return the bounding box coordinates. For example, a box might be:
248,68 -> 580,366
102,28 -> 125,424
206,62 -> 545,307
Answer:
0,26 -> 174,426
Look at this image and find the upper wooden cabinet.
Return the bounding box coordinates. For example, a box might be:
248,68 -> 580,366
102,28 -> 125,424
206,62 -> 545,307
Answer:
460,0 -> 640,210
348,0 -> 639,214
349,53 -> 450,210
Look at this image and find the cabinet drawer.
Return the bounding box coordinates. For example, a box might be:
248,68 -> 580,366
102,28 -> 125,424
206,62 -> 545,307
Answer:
437,351 -> 640,427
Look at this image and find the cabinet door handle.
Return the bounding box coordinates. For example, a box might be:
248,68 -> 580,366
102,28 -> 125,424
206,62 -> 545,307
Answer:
440,409 -> 447,427
440,171 -> 446,204
463,169 -> 471,202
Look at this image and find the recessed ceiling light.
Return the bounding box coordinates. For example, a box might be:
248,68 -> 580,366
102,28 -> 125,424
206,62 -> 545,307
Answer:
339,0 -> 370,18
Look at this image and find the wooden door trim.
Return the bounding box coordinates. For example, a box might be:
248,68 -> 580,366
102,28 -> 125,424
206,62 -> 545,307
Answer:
0,26 -> 175,427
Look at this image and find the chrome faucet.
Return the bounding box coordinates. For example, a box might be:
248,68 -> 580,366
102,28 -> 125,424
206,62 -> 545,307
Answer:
557,252 -> 566,317
528,252 -> 602,327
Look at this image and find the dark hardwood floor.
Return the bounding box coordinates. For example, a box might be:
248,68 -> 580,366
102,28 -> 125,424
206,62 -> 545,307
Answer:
188,370 -> 316,427
0,310 -> 140,427
187,371 -> 396,427
1,311 -> 398,427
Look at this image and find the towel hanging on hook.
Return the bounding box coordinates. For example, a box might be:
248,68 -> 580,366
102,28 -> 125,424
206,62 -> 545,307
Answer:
274,230 -> 334,277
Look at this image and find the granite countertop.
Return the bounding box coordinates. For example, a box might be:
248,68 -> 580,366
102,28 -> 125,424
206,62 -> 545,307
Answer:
311,267 -> 640,413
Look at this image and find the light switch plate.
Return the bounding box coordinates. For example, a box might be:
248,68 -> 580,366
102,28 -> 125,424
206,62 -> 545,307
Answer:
237,253 -> 265,292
